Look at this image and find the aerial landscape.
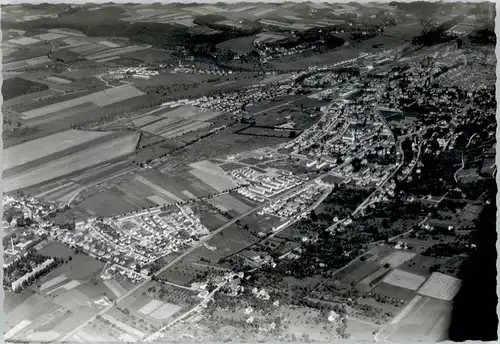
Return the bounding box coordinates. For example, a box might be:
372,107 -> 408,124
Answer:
1,1 -> 497,342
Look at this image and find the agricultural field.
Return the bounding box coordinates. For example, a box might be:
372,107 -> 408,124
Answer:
188,160 -> 238,193
378,251 -> 417,268
3,131 -> 140,193
19,84 -> 144,119
75,163 -> 231,217
203,223 -> 262,263
379,295 -> 452,342
133,106 -> 223,139
189,200 -> 230,230
3,56 -> 53,72
2,76 -> 49,101
160,223 -> 261,284
270,48 -> 365,71
416,272 -> 462,301
369,282 -> 418,303
254,32 -> 286,44
398,253 -> 448,278
38,242 -> 75,259
239,213 -> 284,236
2,129 -> 112,171
216,36 -> 257,54
77,186 -> 155,218
219,161 -> 247,172
236,126 -> 296,139
158,251 -> 229,286
142,117 -> 212,139
31,159 -> 136,204
85,45 -> 150,61
206,194 -> 253,215
4,253 -> 117,342
381,269 -> 427,291
345,317 -> 381,342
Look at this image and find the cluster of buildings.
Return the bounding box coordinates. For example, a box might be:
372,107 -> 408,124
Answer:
284,99 -> 398,185
52,206 -> 209,282
359,179 -> 397,216
172,65 -> 233,76
342,162 -> 395,187
257,44 -> 310,64
3,195 -> 55,227
302,71 -> 344,88
112,67 -> 159,79
230,167 -> 303,201
217,271 -> 246,297
180,83 -> 294,115
101,263 -> 147,284
306,51 -> 379,73
375,50 -> 494,165
10,258 -> 56,292
260,182 -> 332,220
4,227 -> 46,261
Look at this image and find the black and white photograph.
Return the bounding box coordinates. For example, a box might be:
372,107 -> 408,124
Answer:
1,1 -> 497,343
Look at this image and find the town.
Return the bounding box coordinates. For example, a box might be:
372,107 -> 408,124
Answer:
2,2 -> 496,343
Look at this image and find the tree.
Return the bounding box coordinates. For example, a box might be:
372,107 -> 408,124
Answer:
310,210 -> 318,222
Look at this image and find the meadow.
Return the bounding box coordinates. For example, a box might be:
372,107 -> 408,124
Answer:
4,131 -> 140,192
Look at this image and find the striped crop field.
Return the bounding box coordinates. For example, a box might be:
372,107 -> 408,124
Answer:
189,159 -> 227,177
91,86 -> 145,107
34,33 -> 68,41
189,167 -> 237,193
141,117 -> 184,133
68,43 -> 109,55
135,175 -> 184,203
61,37 -> 89,47
417,272 -> 462,301
48,28 -> 86,37
86,45 -> 150,60
4,56 -> 52,71
8,37 -> 42,45
20,85 -> 145,119
141,117 -> 211,139
3,131 -> 140,192
98,40 -> 121,48
208,194 -> 252,214
3,129 -> 112,170
132,115 -> 160,127
45,76 -> 73,84
135,106 -> 222,138
95,56 -> 121,63
164,105 -> 222,121
160,120 -> 211,138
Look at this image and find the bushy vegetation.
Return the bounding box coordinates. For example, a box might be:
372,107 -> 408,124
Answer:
4,7 -> 256,54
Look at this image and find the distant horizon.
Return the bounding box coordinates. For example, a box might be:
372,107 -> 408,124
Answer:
0,0 -> 495,5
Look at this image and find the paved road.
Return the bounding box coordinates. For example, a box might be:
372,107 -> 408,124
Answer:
58,48 -> 407,340
145,282 -> 226,341
350,108 -> 407,217
60,191 -> 273,340
454,132 -> 477,183
59,171 -> 329,341
61,165 -> 139,208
